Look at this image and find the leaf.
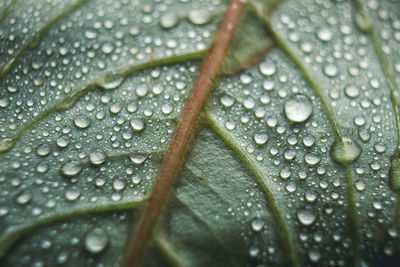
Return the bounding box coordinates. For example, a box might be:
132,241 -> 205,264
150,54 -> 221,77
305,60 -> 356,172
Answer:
1,0 -> 400,266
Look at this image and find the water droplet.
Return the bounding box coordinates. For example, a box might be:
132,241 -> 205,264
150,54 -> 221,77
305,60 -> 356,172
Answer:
259,61 -> 276,76
36,144 -> 51,156
280,167 -> 291,180
85,227 -> 109,254
253,132 -> 269,145
90,150 -> 107,166
161,103 -> 174,115
99,76 -> 124,90
16,192 -> 32,205
330,137 -> 361,164
324,64 -> 338,77
130,118 -> 146,132
284,94 -> 313,123
187,10 -> 211,25
160,13 -> 179,28
345,85 -> 359,98
74,115 -> 91,129
317,28 -> 332,42
61,161 -> 82,177
297,206 -> 316,226
308,249 -> 321,262
130,154 -> 147,166
251,217 -> 264,232
304,153 -> 321,166
65,187 -> 81,201
220,94 -> 235,108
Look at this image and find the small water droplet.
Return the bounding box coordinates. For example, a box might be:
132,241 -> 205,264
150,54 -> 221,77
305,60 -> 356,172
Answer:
36,144 -> 51,156
253,132 -> 269,146
259,61 -> 276,76
317,28 -> 332,42
160,13 -> 179,28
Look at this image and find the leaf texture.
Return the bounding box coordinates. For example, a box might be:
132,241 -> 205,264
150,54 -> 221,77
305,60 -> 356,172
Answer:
1,0 -> 400,266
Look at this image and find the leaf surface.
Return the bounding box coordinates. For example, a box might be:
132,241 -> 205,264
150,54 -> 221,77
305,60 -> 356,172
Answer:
1,0 -> 400,266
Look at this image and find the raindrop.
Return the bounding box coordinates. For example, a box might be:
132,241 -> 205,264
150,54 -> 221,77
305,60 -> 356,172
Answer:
259,61 -> 276,76
284,94 -> 313,123
74,115 -> 91,129
330,137 -> 361,164
297,206 -> 316,226
130,118 -> 146,132
160,13 -> 179,28
345,85 -> 359,98
16,192 -> 32,205
251,217 -> 264,232
253,132 -> 268,145
61,161 -> 82,177
85,227 -> 109,254
90,150 -> 107,166
187,10 -> 211,25
317,28 -> 332,41
36,144 -> 51,156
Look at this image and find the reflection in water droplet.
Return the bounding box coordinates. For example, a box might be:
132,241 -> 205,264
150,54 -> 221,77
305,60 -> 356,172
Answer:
284,94 -> 313,123
85,227 -> 109,254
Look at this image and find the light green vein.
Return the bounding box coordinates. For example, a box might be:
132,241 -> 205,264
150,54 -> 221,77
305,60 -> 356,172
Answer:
205,113 -> 298,267
250,2 -> 361,265
0,50 -> 207,154
0,196 -> 148,258
0,0 -> 17,23
352,0 -> 400,244
171,192 -> 237,267
0,0 -> 91,82
153,232 -> 187,267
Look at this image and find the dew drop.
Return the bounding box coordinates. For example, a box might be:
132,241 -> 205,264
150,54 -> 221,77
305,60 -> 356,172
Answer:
330,137 -> 361,164
130,118 -> 146,132
297,206 -> 316,226
259,61 -> 276,76
85,227 -> 109,254
284,94 -> 313,123
89,150 -> 107,166
130,154 -> 147,166
251,217 -> 264,232
65,187 -> 81,201
160,13 -> 179,28
187,10 -> 211,25
220,94 -> 235,108
61,161 -> 82,177
36,144 -> 51,156
345,85 -> 359,98
16,192 -> 32,205
304,153 -> 321,166
253,132 -> 268,145
99,76 -> 124,90
317,28 -> 332,41
324,64 -> 338,77
74,115 -> 91,129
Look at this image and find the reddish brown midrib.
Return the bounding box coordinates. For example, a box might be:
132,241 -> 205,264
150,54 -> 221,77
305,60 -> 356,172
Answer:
125,1 -> 246,266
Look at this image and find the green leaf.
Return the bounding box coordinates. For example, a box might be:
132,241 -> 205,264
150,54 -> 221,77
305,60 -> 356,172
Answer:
1,0 -> 400,266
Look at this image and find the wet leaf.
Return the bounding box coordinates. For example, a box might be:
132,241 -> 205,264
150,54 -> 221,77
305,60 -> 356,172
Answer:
1,0 -> 400,266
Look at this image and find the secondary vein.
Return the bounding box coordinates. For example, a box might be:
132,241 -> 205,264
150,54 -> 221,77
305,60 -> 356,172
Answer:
251,2 -> 362,265
124,1 -> 247,266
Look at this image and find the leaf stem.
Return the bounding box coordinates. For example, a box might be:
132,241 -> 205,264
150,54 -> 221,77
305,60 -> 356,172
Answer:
124,1 -> 247,266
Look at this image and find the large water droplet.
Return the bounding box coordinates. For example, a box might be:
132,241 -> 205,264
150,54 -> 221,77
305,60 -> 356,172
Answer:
253,132 -> 269,146
284,94 -> 313,123
130,118 -> 146,132
74,115 -> 91,129
85,227 -> 109,254
160,13 -> 179,28
330,137 -> 361,164
187,10 -> 211,25
297,206 -> 316,226
251,217 -> 264,232
90,150 -> 107,166
61,161 -> 82,177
